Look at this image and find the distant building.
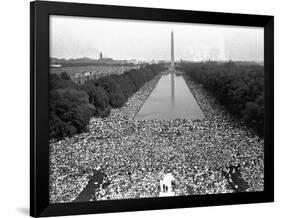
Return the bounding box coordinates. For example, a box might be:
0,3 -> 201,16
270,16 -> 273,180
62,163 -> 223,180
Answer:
50,64 -> 62,68
72,66 -> 138,84
99,52 -> 114,63
98,52 -> 114,63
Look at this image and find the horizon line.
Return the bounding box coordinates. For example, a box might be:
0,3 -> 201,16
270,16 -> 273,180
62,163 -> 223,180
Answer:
50,56 -> 264,63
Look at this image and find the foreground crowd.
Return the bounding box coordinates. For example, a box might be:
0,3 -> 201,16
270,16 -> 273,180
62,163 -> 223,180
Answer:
50,72 -> 264,203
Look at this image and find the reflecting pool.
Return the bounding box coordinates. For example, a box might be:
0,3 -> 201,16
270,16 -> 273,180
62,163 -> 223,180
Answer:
135,73 -> 205,120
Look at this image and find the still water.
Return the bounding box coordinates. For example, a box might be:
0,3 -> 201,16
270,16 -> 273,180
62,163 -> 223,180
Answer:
135,73 -> 205,120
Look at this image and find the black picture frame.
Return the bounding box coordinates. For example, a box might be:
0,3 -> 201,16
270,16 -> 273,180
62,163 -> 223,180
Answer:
30,1 -> 274,217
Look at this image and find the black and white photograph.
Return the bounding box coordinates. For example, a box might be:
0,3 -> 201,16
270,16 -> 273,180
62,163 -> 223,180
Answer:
0,0 -> 278,217
49,15 -> 265,203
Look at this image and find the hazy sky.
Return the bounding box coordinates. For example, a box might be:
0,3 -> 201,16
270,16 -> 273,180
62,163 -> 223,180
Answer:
50,15 -> 264,62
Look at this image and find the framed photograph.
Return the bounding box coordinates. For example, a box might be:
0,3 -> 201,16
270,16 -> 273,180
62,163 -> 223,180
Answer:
30,1 -> 274,217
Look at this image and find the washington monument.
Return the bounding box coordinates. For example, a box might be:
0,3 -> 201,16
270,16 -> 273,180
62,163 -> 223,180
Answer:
170,30 -> 175,71
170,31 -> 175,100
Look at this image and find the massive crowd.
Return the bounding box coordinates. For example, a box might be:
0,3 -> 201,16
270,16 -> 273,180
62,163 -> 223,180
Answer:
49,72 -> 264,203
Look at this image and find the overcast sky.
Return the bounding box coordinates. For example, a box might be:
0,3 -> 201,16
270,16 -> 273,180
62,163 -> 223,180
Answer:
50,15 -> 264,62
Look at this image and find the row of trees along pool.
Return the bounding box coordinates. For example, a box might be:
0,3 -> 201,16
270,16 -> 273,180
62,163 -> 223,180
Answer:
49,64 -> 165,140
178,62 -> 264,137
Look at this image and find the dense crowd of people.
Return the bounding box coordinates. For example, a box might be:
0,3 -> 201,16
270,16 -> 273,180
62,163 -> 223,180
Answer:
50,71 -> 264,203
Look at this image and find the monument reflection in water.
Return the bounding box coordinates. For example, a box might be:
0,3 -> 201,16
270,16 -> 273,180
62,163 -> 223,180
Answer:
134,73 -> 205,121
135,30 -> 205,121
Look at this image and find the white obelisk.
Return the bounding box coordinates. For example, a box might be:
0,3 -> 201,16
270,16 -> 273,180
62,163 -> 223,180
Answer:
170,31 -> 175,101
170,30 -> 174,71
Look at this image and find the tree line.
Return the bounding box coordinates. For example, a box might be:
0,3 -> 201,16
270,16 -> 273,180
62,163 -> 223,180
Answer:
49,64 -> 165,140
178,62 -> 264,137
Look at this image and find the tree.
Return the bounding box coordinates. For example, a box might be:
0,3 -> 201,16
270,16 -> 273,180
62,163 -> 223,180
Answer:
178,62 -> 264,137
111,75 -> 134,99
49,88 -> 95,139
95,77 -> 126,108
60,72 -> 71,80
49,72 -> 78,90
81,80 -> 111,117
90,86 -> 111,117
